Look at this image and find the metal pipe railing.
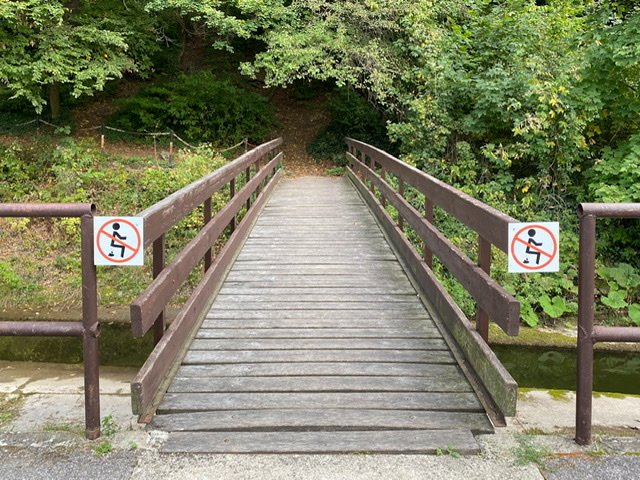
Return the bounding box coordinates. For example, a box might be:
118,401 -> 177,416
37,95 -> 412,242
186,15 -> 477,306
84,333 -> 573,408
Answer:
0,203 -> 100,439
576,202 -> 640,445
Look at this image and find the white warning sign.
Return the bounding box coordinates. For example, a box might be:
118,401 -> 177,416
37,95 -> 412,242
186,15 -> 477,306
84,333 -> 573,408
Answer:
508,222 -> 559,273
94,217 -> 144,266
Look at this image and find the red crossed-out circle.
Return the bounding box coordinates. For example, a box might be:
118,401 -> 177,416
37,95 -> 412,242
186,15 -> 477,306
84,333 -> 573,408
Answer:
510,224 -> 558,271
96,218 -> 142,264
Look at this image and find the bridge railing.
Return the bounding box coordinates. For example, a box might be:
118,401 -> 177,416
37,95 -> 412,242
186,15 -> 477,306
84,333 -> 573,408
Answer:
130,138 -> 283,420
345,138 -> 519,417
0,203 -> 100,439
576,203 -> 640,445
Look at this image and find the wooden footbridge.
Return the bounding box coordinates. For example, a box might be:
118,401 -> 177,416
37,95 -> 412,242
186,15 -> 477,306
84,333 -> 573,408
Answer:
2,138 -> 637,448
0,137 -> 523,452
123,138 -> 522,454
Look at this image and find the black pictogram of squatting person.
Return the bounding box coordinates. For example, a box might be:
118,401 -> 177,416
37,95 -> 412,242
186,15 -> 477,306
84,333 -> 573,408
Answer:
108,223 -> 127,258
523,228 -> 542,265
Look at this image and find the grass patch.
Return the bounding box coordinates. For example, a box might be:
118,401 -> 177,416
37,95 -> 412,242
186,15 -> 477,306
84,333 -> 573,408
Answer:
0,138 -> 230,311
513,434 -> 552,467
435,445 -> 461,458
43,422 -> 84,435
0,393 -> 23,426
93,441 -> 113,456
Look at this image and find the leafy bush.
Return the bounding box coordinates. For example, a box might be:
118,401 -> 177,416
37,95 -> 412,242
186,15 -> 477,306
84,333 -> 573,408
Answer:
307,88 -> 393,164
109,72 -> 274,145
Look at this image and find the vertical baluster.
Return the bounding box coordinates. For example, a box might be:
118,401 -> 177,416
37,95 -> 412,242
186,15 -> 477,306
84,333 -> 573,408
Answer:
204,198 -> 212,272
229,177 -> 236,233
152,234 -> 166,344
424,198 -> 434,268
476,235 -> 491,342
398,179 -> 405,230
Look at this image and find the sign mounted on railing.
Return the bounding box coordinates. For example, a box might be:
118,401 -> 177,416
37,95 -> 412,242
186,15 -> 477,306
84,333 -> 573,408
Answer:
508,222 -> 559,273
94,217 -> 144,266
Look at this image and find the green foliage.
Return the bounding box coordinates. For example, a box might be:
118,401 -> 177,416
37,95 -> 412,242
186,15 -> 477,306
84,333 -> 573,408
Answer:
0,138 -> 228,308
0,0 -> 158,117
513,434 -> 551,467
92,441 -> 113,456
0,261 -> 22,290
109,72 -> 274,144
539,295 -> 577,320
308,88 -> 392,164
435,444 -> 461,458
587,134 -> 640,203
101,415 -> 119,437
596,263 -> 640,325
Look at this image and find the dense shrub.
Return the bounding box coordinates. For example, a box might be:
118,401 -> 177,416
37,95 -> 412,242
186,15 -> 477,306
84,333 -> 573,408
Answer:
109,72 -> 274,145
307,88 -> 394,165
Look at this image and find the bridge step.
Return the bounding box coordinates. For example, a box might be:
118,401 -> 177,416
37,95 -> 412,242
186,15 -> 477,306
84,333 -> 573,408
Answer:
151,177 -> 492,454
160,429 -> 481,454
153,409 -> 492,433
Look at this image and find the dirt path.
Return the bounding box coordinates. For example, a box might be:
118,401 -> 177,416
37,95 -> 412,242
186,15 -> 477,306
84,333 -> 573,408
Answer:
270,89 -> 333,177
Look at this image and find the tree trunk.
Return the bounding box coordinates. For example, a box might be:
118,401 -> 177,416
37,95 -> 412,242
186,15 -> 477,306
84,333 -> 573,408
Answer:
49,83 -> 61,121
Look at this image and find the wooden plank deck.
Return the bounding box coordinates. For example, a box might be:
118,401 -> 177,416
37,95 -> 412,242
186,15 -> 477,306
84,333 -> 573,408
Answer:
152,176 -> 493,454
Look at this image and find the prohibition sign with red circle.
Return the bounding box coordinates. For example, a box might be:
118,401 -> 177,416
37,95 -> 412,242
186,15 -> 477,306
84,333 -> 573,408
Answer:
96,218 -> 142,264
510,224 -> 558,271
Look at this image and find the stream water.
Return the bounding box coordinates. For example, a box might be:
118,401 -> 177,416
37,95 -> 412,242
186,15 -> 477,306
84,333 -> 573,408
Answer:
1,323 -> 638,395
493,344 -> 640,395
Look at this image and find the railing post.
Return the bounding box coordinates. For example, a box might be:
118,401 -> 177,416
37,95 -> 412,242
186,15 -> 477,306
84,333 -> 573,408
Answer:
229,178 -> 236,233
152,234 -> 166,345
245,167 -> 252,210
369,158 -> 376,194
380,166 -> 387,208
576,213 -> 597,445
424,198 -> 434,268
398,179 -> 405,231
256,159 -> 262,197
477,235 -> 491,342
81,213 -> 100,440
204,198 -> 212,271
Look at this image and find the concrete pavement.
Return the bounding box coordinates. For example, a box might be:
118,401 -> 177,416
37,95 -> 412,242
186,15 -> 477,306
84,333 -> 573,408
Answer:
1,360 -> 639,479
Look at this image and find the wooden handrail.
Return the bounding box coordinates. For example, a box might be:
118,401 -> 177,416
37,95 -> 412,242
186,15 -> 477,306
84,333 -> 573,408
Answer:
131,153 -> 282,336
346,138 -> 516,252
139,138 -> 283,247
348,152 -> 519,335
130,139 -> 283,419
346,138 -> 520,340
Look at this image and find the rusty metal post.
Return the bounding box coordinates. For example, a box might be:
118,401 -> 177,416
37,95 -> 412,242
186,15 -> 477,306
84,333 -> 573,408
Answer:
424,198 -> 434,268
398,179 -> 405,231
204,198 -> 212,271
477,236 -> 491,342
229,178 -> 236,233
576,213 -> 596,445
152,234 -> 165,345
81,213 -> 100,440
